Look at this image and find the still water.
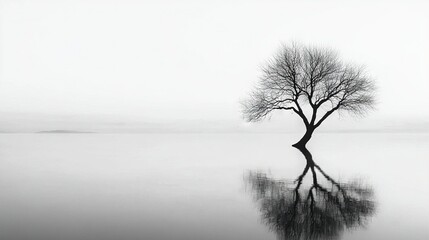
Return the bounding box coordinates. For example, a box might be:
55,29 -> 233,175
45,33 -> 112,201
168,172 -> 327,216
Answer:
0,133 -> 428,240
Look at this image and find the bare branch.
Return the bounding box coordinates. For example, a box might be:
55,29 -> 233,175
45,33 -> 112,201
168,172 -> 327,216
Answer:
242,43 -> 376,140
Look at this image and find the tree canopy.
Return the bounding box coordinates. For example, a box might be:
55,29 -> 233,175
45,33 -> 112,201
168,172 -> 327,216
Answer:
242,43 -> 376,147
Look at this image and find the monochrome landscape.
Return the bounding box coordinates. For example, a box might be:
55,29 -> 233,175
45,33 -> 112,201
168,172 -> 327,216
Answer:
1,1 -> 428,240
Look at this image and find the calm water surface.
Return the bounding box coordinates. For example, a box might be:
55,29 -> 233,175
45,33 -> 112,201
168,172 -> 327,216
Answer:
0,133 -> 428,240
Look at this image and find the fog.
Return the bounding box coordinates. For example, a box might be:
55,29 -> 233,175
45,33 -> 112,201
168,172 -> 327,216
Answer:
1,1 -> 429,240
1,0 -> 429,133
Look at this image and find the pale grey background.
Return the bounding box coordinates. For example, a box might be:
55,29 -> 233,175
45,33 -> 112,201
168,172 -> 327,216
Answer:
0,0 -> 428,133
1,2 -> 429,240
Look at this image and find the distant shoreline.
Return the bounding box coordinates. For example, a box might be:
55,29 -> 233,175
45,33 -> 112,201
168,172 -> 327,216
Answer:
36,130 -> 95,134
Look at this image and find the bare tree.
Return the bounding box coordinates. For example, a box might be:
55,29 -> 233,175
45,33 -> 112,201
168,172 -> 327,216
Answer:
242,43 -> 376,148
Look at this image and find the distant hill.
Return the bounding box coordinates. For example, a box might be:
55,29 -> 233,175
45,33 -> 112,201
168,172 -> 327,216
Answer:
0,112 -> 428,134
36,130 -> 94,134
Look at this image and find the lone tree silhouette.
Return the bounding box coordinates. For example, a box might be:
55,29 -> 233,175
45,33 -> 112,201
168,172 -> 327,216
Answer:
242,43 -> 375,148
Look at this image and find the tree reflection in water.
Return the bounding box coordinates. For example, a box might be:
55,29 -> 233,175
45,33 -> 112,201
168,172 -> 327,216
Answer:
246,147 -> 376,240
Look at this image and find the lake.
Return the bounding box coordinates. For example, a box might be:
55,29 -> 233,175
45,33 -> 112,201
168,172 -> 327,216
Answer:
0,133 -> 428,240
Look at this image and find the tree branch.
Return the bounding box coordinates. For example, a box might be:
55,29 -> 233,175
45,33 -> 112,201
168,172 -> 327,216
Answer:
314,104 -> 341,128
294,99 -> 309,127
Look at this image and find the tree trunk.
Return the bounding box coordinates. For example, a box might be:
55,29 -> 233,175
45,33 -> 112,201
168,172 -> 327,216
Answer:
292,126 -> 314,148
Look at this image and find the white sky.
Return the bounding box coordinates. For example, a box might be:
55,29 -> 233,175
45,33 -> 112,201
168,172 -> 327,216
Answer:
1,0 -> 428,124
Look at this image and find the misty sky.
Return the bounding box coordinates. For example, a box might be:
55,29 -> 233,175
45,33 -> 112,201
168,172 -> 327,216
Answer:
0,0 -> 428,130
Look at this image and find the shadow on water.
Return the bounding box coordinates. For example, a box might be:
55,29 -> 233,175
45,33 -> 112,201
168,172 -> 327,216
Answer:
245,146 -> 376,240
